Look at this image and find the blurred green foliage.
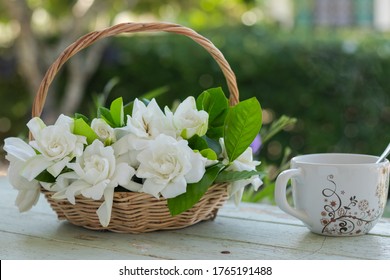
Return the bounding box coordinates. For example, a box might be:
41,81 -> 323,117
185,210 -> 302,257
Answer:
83,25 -> 390,158
2,25 -> 390,157
0,48 -> 31,140
1,24 -> 390,204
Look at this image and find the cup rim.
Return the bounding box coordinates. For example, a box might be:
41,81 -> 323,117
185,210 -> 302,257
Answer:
291,153 -> 389,166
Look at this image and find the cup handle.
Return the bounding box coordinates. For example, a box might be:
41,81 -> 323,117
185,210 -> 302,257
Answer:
275,168 -> 311,225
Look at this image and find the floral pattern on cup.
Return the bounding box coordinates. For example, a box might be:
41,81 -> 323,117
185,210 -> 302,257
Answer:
320,170 -> 389,236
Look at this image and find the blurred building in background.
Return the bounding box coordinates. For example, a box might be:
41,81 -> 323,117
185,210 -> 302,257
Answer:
267,0 -> 390,31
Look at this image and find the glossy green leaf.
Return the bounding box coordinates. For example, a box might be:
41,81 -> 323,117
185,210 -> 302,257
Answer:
224,97 -> 262,162
35,170 -> 56,183
204,136 -> 222,156
205,127 -> 224,140
73,118 -> 98,144
187,134 -> 209,151
196,87 -> 228,123
110,97 -> 124,127
98,107 -> 115,127
74,113 -> 89,123
200,148 -> 217,160
123,101 -> 134,117
215,170 -> 264,183
167,164 -> 225,216
196,87 -> 229,139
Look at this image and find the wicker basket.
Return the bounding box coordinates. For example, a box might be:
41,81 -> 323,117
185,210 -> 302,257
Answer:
33,22 -> 240,233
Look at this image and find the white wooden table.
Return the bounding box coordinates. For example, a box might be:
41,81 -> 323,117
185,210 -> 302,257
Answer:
1,175 -> 390,260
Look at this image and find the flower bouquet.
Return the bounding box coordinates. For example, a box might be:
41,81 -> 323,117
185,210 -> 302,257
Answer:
4,22 -> 263,233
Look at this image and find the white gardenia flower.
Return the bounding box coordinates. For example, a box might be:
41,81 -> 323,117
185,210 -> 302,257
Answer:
23,114 -> 86,180
3,137 -> 41,212
136,134 -> 207,199
113,98 -> 176,168
91,118 -> 116,144
219,138 -> 263,205
52,140 -> 140,227
122,98 -> 176,139
167,96 -> 209,139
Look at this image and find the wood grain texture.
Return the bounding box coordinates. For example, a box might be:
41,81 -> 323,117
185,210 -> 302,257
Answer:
1,176 -> 389,260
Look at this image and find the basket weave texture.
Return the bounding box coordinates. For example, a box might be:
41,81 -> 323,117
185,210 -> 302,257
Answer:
42,184 -> 228,233
33,22 -> 240,233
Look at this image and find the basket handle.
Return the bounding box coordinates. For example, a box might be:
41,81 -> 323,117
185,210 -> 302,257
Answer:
32,22 -> 240,119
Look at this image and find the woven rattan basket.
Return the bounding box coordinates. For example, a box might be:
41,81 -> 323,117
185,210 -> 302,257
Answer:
33,22 -> 240,233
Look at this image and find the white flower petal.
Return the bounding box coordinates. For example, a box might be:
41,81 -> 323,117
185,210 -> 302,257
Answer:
15,188 -> 41,212
47,157 -> 71,177
227,181 -> 249,206
81,180 -> 110,200
219,138 -> 229,164
227,176 -> 263,206
185,151 -> 207,183
55,114 -> 74,129
132,98 -> 147,114
40,181 -> 56,191
112,163 -> 134,187
233,186 -> 245,206
91,118 -> 116,142
5,141 -> 42,211
173,96 -> 208,138
136,134 -> 207,198
226,147 -> 261,172
27,117 -> 46,140
6,157 -> 31,190
128,134 -> 151,151
142,179 -> 165,198
26,115 -> 83,163
132,99 -> 176,139
21,155 -> 53,181
227,180 -> 247,197
55,171 -> 78,190
250,176 -> 263,191
64,180 -> 90,204
160,176 -> 187,198
4,137 -> 36,161
50,189 -> 67,200
112,135 -> 129,156
96,187 -> 115,227
74,139 -> 87,156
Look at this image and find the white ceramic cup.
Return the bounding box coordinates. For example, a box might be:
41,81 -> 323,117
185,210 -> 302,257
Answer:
275,153 -> 390,236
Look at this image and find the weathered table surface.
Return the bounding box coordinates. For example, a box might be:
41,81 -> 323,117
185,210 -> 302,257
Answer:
1,175 -> 389,260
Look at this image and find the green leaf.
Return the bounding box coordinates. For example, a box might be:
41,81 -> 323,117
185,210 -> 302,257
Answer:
74,113 -> 89,123
204,136 -> 222,156
35,170 -> 56,183
215,170 -> 265,183
260,115 -> 297,144
73,118 -> 98,144
224,97 -> 262,162
110,97 -> 124,127
205,127 -> 224,140
200,148 -> 217,160
167,164 -> 225,216
123,101 -> 134,117
98,107 -> 115,127
196,87 -> 229,139
187,135 -> 209,151
196,87 -> 228,123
